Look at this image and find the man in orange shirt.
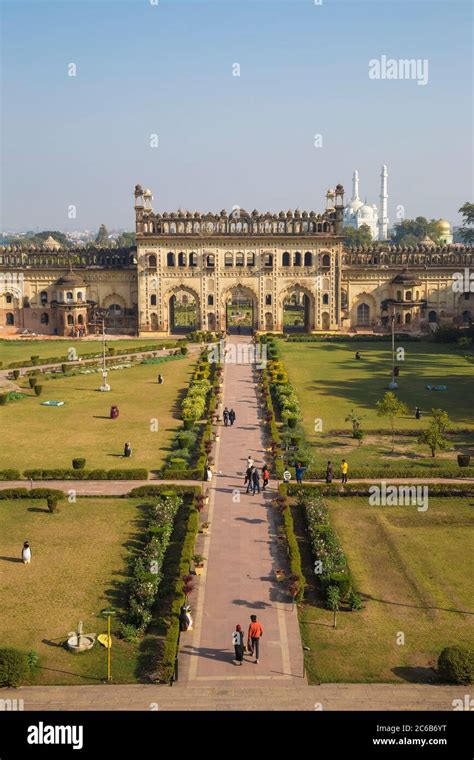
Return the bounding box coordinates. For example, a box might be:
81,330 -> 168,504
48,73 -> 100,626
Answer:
247,614 -> 264,664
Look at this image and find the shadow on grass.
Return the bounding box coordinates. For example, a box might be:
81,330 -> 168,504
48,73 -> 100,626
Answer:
0,555 -> 23,563
392,666 -> 440,684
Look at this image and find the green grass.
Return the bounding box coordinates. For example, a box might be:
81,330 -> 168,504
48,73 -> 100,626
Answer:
0,355 -> 194,472
0,337 -> 175,367
298,497 -> 474,683
278,339 -> 474,470
0,497 -> 146,684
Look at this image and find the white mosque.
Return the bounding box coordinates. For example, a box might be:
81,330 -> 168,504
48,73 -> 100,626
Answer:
343,165 -> 389,241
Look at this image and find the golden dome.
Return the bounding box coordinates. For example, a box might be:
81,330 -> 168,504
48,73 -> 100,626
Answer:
438,219 -> 451,230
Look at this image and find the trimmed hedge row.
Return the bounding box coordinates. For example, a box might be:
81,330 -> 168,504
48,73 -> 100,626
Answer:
278,485 -> 305,601
5,342 -> 181,369
285,334 -> 421,343
304,464 -> 474,480
22,468 -> 148,481
0,488 -> 64,500
287,482 -> 474,497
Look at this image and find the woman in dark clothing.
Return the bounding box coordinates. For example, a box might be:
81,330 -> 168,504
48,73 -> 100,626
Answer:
325,460 -> 333,484
232,624 -> 244,665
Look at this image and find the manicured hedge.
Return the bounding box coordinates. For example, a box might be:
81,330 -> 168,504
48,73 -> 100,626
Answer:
288,482 -> 474,497
23,468 -> 148,481
438,645 -> 473,684
304,464 -> 474,480
285,334 -> 421,343
0,469 -> 21,480
0,488 -> 64,500
278,486 -> 305,601
0,648 -> 30,687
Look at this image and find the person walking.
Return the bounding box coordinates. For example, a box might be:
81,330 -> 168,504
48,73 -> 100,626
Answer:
341,459 -> 348,484
223,407 -> 229,427
295,462 -> 306,484
415,406 -> 422,420
252,466 -> 260,495
232,624 -> 244,665
247,615 -> 264,664
325,460 -> 333,484
244,465 -> 253,494
262,464 -> 270,490
247,455 -> 254,469
22,540 -> 31,565
124,442 -> 132,458
229,408 -> 236,426
157,374 -> 164,384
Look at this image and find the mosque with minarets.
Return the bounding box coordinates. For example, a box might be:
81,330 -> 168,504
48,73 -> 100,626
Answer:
344,165 -> 389,241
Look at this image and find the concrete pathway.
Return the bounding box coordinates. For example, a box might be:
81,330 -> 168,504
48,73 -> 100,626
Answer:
179,336 -> 305,687
0,480 -> 200,495
0,683 -> 465,711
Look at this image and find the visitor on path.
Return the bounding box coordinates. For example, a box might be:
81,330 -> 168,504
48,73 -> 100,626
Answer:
232,624 -> 244,665
206,466 -> 213,483
325,461 -> 333,484
223,407 -> 230,426
295,462 -> 306,484
247,615 -> 264,664
22,540 -> 31,565
247,455 -> 254,469
110,405 -> 119,419
252,467 -> 261,495
341,459 -> 348,484
355,351 -> 361,360
229,408 -> 236,426
124,442 -> 132,458
262,464 -> 270,490
415,406 -> 422,420
179,604 -> 193,632
158,374 -> 164,384
244,466 -> 254,494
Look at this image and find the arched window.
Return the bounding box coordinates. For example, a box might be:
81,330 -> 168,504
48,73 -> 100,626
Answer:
405,291 -> 412,301
264,253 -> 273,267
77,314 -> 84,325
265,294 -> 272,305
40,290 -> 48,305
148,254 -> 157,268
189,252 -> 197,267
321,253 -> 331,268
178,252 -> 186,267
167,252 -> 175,267
225,253 -> 233,267
322,294 -> 329,305
5,293 -> 12,304
322,277 -> 330,291
304,251 -> 312,266
247,253 -> 255,267
206,254 -> 215,268
40,313 -> 49,324
66,291 -> 73,302
108,304 -> 122,316
415,290 -> 420,301
77,291 -> 83,302
208,294 -> 214,306
405,313 -> 412,324
462,310 -> 471,323
235,253 -> 244,267
428,310 -> 437,323
67,314 -> 74,325
282,251 -> 290,267
357,303 -> 370,326
6,312 -> 14,325
294,251 -> 302,266
150,295 -> 157,306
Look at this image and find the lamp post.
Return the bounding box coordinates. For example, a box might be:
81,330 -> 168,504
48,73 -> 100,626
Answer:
91,308 -> 111,392
388,308 -> 398,390
100,608 -> 116,682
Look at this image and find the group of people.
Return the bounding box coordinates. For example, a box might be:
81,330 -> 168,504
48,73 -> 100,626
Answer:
232,615 -> 264,665
223,406 -> 236,426
244,456 -> 270,494
283,459 -> 349,484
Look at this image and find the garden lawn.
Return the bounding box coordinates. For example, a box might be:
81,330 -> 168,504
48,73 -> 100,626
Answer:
278,340 -> 474,470
299,497 -> 474,683
0,337 -> 176,367
0,355 -> 194,472
0,497 -> 146,684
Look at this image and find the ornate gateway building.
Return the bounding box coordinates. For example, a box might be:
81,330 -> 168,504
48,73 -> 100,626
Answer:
0,182 -> 472,337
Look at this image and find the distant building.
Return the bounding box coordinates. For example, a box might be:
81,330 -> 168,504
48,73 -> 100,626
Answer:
343,165 -> 389,241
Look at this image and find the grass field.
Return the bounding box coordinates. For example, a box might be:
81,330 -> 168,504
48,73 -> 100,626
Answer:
298,497 -> 474,683
0,355 -> 194,471
278,340 -> 474,469
0,337 -> 175,367
0,497 -> 144,684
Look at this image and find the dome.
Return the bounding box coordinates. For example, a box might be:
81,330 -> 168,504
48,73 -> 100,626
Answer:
347,198 -> 364,212
438,219 -> 451,231
391,269 -> 421,286
56,271 -> 86,287
358,203 -> 376,220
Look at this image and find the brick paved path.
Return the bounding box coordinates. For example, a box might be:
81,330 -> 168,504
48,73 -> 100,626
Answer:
179,337 -> 306,686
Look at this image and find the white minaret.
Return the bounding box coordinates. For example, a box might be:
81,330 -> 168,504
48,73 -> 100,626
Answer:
378,164 -> 389,240
352,169 -> 360,201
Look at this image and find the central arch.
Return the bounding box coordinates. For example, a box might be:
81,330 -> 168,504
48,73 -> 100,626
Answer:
164,285 -> 201,334
221,284 -> 258,334
279,284 -> 316,333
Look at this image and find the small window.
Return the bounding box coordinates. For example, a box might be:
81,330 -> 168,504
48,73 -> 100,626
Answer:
167,252 -> 175,267
77,314 -> 84,325
67,314 -> 74,325
206,254 -> 215,268
148,254 -> 157,268
294,252 -> 302,266
208,294 -> 214,306
151,294 -> 157,306
77,291 -> 83,302
247,253 -> 255,267
265,294 -> 272,305
322,253 -> 331,268
225,253 -> 233,267
405,291 -> 412,301
6,293 -> 13,304
465,292 -> 470,301
264,254 -> 273,267
40,290 -> 48,305
235,253 -> 244,267
304,251 -> 312,266
189,252 -> 197,267
6,312 -> 14,325
397,291 -> 402,301
40,313 -> 49,324
66,291 -> 73,302
322,294 -> 329,305
282,252 -> 290,267
178,252 -> 186,267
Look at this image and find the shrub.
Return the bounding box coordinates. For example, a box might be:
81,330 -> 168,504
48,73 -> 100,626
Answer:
348,591 -> 363,611
27,650 -> 40,669
13,370 -> 20,380
180,345 -> 188,356
46,494 -> 61,513
61,363 -> 68,373
438,646 -> 473,684
107,469 -> 148,480
28,377 -> 38,388
0,395 -> 8,405
322,572 -> 352,600
0,488 -> 30,499
174,431 -> 197,450
0,648 -> 30,687
0,469 -> 21,480
117,623 -> 141,643
34,385 -> 43,396
72,458 -> 86,470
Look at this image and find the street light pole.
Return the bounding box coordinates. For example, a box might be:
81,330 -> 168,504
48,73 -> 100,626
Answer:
100,608 -> 116,682
99,314 -> 110,392
389,308 -> 398,390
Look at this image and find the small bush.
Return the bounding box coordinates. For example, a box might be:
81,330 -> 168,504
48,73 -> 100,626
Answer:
0,469 -> 21,480
72,458 -> 86,470
0,395 -> 8,406
0,648 -> 30,687
61,363 -> 68,373
28,377 -> 38,388
117,623 -> 141,643
348,591 -> 363,611
438,645 -> 473,684
27,650 -> 40,669
46,494 -> 61,513
13,370 -> 20,380
34,385 -> 43,397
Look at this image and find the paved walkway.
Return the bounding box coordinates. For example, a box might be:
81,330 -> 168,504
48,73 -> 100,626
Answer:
179,337 -> 305,686
0,480 -> 200,494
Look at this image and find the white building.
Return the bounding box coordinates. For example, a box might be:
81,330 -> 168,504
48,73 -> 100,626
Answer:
343,165 -> 389,241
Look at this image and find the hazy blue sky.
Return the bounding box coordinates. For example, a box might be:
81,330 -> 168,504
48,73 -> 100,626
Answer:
1,0 -> 472,231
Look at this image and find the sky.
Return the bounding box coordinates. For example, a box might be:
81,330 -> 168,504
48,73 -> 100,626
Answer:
1,0 -> 472,232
